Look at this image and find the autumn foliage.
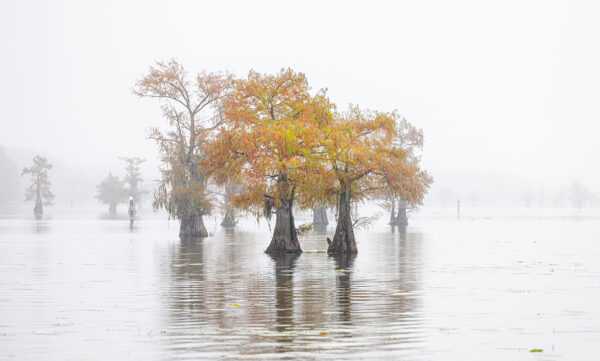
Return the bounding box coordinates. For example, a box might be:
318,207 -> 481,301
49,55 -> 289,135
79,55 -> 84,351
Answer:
206,69 -> 333,253
136,61 -> 431,253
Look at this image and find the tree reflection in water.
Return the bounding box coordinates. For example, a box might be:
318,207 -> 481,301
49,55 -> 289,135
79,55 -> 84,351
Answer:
332,253 -> 356,325
270,253 -> 299,340
162,225 -> 425,359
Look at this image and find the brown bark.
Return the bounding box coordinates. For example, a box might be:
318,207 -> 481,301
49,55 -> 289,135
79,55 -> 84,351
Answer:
389,199 -> 409,226
312,207 -> 328,225
328,181 -> 357,254
265,199 -> 302,255
395,200 -> 409,226
179,212 -> 208,238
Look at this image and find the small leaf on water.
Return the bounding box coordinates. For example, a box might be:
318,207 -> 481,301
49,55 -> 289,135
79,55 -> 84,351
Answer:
320,331 -> 327,335
530,349 -> 543,352
234,303 -> 239,306
160,330 -> 166,334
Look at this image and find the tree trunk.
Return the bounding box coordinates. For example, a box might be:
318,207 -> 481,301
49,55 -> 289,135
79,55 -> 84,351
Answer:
34,190 -> 43,220
179,212 -> 208,238
388,198 -> 396,225
312,207 -> 328,225
395,199 -> 409,226
265,199 -> 302,255
109,202 -> 117,217
220,208 -> 236,228
328,182 -> 357,254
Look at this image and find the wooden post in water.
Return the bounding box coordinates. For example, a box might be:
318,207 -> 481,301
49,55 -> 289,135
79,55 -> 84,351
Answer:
128,196 -> 135,230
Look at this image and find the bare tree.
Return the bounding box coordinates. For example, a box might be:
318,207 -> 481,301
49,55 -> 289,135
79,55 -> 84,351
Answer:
134,60 -> 232,238
120,157 -> 146,207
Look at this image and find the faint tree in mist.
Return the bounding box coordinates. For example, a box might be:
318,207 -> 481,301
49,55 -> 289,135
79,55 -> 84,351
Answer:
568,180 -> 593,210
469,192 -> 479,207
134,59 -> 232,238
21,155 -> 54,219
96,173 -> 127,217
521,190 -> 534,207
120,157 -> 146,207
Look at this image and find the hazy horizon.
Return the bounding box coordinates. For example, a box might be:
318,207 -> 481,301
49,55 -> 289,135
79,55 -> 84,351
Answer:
2,0 -> 599,205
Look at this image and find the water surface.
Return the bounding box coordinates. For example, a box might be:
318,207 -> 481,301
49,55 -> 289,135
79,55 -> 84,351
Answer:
1,206 -> 599,360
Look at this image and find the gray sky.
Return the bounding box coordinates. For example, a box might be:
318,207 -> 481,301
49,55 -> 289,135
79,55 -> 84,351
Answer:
1,0 -> 599,191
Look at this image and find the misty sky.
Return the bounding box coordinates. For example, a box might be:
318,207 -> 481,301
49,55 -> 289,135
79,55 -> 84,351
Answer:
1,0 -> 599,190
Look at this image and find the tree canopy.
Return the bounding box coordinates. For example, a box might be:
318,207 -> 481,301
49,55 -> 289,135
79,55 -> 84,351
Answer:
136,61 -> 431,252
22,155 -> 54,205
96,172 -> 127,216
22,155 -> 54,218
206,69 -> 335,253
134,59 -> 232,237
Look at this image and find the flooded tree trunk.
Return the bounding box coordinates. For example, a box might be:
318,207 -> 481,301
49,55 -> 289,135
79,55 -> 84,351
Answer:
313,207 -> 328,225
34,190 -> 43,220
388,198 -> 396,225
328,182 -> 357,254
179,212 -> 208,238
109,203 -> 117,217
265,199 -> 302,255
220,208 -> 236,228
395,199 -> 409,226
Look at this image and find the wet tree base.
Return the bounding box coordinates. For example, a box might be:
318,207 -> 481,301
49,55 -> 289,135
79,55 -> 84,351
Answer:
328,186 -> 357,254
220,211 -> 236,228
265,203 -> 302,255
327,238 -> 358,254
179,215 -> 208,238
265,242 -> 303,255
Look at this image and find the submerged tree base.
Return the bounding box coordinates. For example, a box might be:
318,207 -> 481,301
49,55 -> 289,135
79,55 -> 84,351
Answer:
395,206 -> 409,226
327,230 -> 358,254
328,186 -> 357,254
179,214 -> 208,238
34,197 -> 43,220
220,210 -> 236,228
265,203 -> 302,255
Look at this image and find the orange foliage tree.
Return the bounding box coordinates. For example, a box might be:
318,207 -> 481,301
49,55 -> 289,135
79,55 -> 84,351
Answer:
320,106 -> 431,254
134,60 -> 232,238
206,69 -> 334,254
379,115 -> 431,226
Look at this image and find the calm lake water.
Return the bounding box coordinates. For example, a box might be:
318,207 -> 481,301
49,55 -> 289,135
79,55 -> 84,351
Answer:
1,205 -> 599,360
